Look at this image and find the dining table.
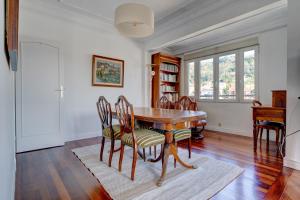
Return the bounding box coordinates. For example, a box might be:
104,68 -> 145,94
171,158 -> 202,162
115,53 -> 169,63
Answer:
113,107 -> 207,186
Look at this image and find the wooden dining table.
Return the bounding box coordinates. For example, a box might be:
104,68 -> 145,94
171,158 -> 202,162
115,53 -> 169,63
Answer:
113,107 -> 207,186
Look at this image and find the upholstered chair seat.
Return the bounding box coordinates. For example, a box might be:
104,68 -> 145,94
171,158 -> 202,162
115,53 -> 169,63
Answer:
103,125 -> 121,139
121,129 -> 165,148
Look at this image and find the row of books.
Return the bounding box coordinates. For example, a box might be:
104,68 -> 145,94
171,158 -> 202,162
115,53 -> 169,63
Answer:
160,63 -> 178,72
160,73 -> 177,82
163,93 -> 179,102
160,85 -> 176,92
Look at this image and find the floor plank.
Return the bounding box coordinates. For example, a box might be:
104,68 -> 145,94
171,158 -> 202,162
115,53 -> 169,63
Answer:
15,130 -> 298,200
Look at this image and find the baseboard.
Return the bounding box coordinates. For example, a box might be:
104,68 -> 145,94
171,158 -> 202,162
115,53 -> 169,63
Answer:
206,125 -> 276,141
65,131 -> 100,142
206,125 -> 251,137
284,158 -> 300,170
11,157 -> 16,200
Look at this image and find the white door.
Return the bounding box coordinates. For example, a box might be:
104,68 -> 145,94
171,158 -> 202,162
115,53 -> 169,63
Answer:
16,41 -> 64,152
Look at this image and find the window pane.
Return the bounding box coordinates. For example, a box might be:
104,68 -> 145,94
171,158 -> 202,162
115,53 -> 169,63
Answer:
219,54 -> 236,100
187,62 -> 195,96
244,50 -> 255,100
200,58 -> 214,99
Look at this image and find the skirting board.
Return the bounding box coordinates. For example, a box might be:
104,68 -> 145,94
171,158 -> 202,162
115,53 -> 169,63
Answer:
65,131 -> 100,142
284,158 -> 300,170
206,125 -> 276,141
206,125 -> 251,138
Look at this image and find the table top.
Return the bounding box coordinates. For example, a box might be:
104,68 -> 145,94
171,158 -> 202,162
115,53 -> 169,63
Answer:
114,107 -> 207,124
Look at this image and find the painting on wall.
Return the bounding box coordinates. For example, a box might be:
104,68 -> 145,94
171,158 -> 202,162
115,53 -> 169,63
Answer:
4,0 -> 19,71
92,55 -> 124,87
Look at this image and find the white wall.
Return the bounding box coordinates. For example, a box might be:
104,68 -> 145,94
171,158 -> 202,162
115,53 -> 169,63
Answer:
284,0 -> 300,170
20,2 -> 145,141
0,0 -> 16,199
196,27 -> 287,137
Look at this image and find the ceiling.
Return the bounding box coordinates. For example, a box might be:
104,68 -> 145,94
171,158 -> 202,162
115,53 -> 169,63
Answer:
57,0 -> 196,23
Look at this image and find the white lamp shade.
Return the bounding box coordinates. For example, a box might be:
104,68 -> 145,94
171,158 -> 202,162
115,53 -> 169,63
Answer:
115,3 -> 154,38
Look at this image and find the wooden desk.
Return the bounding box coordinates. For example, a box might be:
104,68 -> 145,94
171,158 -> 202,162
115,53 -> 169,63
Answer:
252,106 -> 286,152
113,107 -> 207,186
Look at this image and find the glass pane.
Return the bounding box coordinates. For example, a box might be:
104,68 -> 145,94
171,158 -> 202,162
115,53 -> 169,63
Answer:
244,50 -> 255,100
200,58 -> 214,99
219,54 -> 236,100
187,62 -> 195,96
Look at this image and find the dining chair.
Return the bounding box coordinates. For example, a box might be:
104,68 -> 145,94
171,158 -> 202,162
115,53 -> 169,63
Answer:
173,96 -> 194,167
115,96 -> 165,180
97,96 -> 121,167
156,95 -> 173,109
252,100 -> 285,152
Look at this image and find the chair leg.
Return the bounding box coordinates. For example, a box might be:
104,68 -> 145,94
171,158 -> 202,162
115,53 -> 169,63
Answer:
275,128 -> 279,146
161,144 -> 164,167
174,142 -> 177,168
259,128 -> 263,143
131,145 -> 138,181
266,129 -> 270,150
143,148 -> 146,162
149,146 -> 152,156
118,143 -> 125,172
188,137 -> 192,159
154,145 -> 157,158
108,139 -> 115,167
100,137 -> 105,161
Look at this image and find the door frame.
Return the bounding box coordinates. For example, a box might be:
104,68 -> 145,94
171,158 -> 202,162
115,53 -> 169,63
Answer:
16,37 -> 64,152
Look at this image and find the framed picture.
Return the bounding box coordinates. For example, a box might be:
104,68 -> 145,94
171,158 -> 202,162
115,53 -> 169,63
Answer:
92,55 -> 124,87
4,0 -> 19,71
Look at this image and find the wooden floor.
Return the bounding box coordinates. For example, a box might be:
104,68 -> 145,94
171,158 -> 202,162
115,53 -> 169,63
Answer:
15,130 -> 299,200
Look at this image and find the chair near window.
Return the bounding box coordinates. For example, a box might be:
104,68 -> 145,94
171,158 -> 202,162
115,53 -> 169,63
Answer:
97,96 -> 121,167
156,95 -> 173,109
115,96 -> 165,181
252,100 -> 285,151
172,96 -> 196,167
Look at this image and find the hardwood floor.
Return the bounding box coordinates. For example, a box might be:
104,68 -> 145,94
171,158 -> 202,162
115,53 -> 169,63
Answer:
15,130 -> 298,200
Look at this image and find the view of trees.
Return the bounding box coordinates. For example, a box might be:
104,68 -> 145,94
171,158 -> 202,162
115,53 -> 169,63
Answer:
187,49 -> 256,101
244,50 -> 255,99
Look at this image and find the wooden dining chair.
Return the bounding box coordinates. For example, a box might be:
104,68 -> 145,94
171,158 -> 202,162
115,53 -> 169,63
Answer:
156,95 -> 173,109
115,96 -> 165,181
252,100 -> 285,151
97,96 -> 121,167
173,96 -> 194,167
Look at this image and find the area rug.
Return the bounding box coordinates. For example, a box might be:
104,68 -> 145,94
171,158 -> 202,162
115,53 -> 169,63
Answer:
72,143 -> 244,200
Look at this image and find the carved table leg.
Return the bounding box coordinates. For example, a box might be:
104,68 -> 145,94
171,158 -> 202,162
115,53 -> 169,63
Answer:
157,131 -> 197,186
157,143 -> 170,186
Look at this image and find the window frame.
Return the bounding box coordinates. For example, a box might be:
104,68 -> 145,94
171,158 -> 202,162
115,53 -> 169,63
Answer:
185,59 -> 197,98
185,45 -> 259,103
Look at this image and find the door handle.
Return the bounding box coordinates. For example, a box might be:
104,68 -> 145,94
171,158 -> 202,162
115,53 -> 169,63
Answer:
55,86 -> 64,98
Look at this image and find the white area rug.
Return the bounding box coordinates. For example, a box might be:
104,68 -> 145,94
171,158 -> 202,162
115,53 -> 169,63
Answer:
72,143 -> 243,200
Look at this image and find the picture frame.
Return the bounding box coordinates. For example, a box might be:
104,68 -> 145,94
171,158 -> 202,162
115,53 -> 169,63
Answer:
92,55 -> 124,87
4,0 -> 19,71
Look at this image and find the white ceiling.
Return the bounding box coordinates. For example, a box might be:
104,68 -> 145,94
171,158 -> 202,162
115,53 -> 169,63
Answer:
58,0 -> 196,23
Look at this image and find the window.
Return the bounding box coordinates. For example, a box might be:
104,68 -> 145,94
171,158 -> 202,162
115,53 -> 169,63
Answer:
199,58 -> 214,100
186,46 -> 258,102
218,54 -> 236,100
243,50 -> 256,100
187,62 -> 195,96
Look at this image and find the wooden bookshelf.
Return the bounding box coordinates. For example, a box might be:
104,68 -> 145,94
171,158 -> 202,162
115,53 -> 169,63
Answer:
151,53 -> 181,107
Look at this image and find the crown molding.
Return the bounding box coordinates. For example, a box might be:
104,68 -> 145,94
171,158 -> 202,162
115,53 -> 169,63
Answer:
146,0 -> 287,52
20,0 -> 115,33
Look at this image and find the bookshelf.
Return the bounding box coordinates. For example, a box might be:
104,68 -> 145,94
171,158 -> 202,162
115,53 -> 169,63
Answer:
151,53 -> 181,107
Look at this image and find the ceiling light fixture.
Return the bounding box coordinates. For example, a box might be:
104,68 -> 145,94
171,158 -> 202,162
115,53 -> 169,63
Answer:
115,3 -> 154,38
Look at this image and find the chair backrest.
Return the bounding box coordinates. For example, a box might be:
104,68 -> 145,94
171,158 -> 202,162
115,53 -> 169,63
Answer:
115,95 -> 135,136
157,96 -> 172,109
96,96 -> 112,130
175,96 -> 197,111
252,100 -> 262,106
